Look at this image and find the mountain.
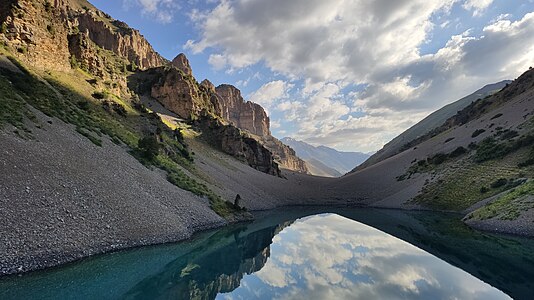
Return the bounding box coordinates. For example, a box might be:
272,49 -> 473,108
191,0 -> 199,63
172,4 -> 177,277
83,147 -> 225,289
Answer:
332,67 -> 534,235
354,80 -> 512,172
2,0 -> 534,279
281,137 -> 369,176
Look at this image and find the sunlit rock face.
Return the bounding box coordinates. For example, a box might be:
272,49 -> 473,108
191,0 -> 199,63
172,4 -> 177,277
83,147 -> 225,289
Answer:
215,84 -> 271,137
171,53 -> 193,76
219,214 -> 511,300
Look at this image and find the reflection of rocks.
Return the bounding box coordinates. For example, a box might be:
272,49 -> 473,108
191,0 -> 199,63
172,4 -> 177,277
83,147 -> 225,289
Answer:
124,221 -> 292,300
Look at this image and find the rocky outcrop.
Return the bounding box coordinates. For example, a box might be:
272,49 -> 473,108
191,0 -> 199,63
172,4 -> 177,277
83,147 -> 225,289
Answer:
195,115 -> 281,177
262,136 -> 309,173
75,9 -> 165,70
1,0 -> 72,71
215,84 -> 270,137
0,0 -> 164,73
201,79 -> 223,116
149,67 -> 214,119
171,53 -> 192,76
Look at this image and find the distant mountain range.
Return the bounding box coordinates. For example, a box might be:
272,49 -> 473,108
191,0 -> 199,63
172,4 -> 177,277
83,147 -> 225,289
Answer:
281,138 -> 369,177
353,80 -> 512,171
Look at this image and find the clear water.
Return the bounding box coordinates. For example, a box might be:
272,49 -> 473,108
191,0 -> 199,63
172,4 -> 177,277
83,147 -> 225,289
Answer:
1,208 -> 534,300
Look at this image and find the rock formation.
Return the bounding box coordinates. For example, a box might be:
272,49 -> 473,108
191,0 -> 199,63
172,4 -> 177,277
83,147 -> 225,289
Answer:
215,84 -> 271,137
262,136 -> 309,173
149,67 -> 214,119
0,0 -> 165,73
171,53 -> 192,76
195,115 -> 281,177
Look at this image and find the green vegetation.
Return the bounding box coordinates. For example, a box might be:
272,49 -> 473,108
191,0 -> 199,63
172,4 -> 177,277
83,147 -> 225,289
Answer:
472,129 -> 486,138
475,135 -> 534,163
137,135 -> 161,161
491,113 -> 503,120
0,22 -> 7,34
470,181 -> 534,221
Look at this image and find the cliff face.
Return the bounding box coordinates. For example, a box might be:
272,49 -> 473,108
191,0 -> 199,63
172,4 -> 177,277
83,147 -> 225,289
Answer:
215,84 -> 270,137
150,67 -> 214,119
171,53 -> 192,76
195,115 -> 281,177
262,136 -> 309,173
0,0 -> 164,74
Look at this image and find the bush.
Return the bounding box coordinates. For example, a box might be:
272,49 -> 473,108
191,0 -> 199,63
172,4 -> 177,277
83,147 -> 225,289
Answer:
491,113 -> 503,120
472,129 -> 486,138
0,22 -> 7,34
490,178 -> 508,189
480,186 -> 489,194
76,101 -> 90,110
429,153 -> 447,165
449,146 -> 467,158
69,55 -> 79,69
499,130 -> 518,140
138,135 -> 161,160
91,91 -> 106,99
475,137 -> 507,162
111,102 -> 127,116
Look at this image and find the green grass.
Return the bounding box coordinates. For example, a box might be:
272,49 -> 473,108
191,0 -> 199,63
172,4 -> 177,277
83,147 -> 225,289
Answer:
155,155 -> 241,219
470,181 -> 534,221
412,148 -> 533,211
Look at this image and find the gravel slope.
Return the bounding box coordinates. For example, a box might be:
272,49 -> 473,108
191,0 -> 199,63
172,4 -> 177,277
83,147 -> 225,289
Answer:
0,111 -> 225,276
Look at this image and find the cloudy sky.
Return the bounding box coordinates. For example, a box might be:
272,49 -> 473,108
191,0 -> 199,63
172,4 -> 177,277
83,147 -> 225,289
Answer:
92,0 -> 534,152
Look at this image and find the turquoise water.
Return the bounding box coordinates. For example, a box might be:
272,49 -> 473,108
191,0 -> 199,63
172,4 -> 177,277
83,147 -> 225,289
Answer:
1,208 -> 534,300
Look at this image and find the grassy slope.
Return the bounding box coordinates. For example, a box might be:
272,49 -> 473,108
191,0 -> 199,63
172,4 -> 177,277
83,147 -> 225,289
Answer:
0,47 -> 243,220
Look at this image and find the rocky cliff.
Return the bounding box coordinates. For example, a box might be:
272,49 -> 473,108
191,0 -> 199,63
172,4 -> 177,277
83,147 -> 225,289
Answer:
149,66 -> 215,119
0,0 -> 164,74
215,84 -> 270,137
171,53 -> 192,76
195,115 -> 281,177
262,136 -> 309,173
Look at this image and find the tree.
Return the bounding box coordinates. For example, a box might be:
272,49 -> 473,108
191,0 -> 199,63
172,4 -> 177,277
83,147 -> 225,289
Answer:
138,135 -> 161,161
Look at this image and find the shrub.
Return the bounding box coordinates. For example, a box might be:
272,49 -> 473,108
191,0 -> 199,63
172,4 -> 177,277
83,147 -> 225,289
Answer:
449,146 -> 467,158
138,135 -> 161,161
499,130 -> 518,140
76,101 -> 90,110
428,153 -> 447,165
474,137 -> 507,162
491,113 -> 503,120
128,61 -> 138,72
91,91 -> 106,99
0,22 -> 7,34
69,55 -> 79,69
111,102 -> 127,116
46,24 -> 55,35
472,129 -> 486,138
480,186 -> 489,194
490,178 -> 508,189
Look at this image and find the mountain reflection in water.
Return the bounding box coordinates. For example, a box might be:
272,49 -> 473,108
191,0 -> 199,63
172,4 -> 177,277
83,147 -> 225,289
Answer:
1,208 -> 533,300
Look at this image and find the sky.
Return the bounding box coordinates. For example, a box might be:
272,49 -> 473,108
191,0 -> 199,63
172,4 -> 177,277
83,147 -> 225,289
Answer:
91,0 -> 534,152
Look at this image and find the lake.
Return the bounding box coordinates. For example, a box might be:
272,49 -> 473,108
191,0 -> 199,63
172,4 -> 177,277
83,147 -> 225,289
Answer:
1,208 -> 533,300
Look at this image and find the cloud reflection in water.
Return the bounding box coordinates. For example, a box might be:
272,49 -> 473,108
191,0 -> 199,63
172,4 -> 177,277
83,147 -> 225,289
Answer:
218,214 -> 510,300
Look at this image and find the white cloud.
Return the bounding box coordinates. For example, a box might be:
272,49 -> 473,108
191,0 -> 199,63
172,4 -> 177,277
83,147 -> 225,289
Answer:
208,54 -> 227,70
123,0 -> 180,23
248,80 -> 293,109
186,1 -> 534,152
462,0 -> 494,16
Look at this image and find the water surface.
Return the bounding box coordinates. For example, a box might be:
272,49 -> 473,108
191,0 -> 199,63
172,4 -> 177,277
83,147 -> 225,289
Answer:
1,208 -> 533,300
